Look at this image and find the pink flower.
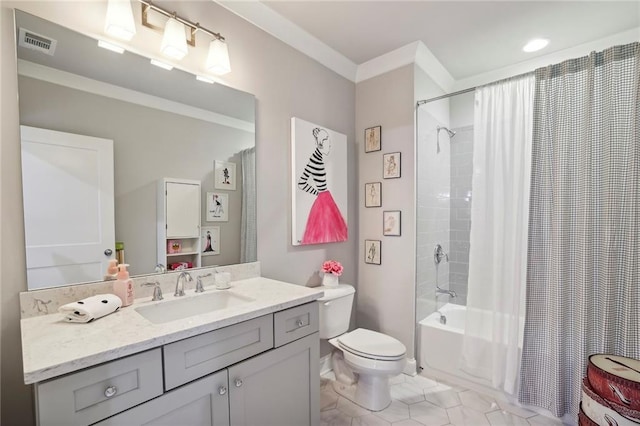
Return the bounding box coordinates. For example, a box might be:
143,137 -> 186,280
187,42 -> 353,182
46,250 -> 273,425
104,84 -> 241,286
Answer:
322,260 -> 343,277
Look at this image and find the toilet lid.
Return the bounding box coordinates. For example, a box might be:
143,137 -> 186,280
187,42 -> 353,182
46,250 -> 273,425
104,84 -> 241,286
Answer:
337,328 -> 406,360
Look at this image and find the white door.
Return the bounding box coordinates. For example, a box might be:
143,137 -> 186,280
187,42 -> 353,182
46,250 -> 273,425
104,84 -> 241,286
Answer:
20,126 -> 115,289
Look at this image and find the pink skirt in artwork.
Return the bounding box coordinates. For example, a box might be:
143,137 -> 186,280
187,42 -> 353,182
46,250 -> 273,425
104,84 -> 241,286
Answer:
302,191 -> 348,244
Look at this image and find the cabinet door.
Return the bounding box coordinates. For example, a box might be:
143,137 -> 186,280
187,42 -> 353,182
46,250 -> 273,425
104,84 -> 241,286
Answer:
95,370 -> 229,426
228,332 -> 320,426
166,181 -> 200,237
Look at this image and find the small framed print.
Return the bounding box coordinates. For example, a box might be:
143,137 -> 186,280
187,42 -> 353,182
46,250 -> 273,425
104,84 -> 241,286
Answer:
201,226 -> 220,256
364,239 -> 381,265
364,182 -> 382,207
364,125 -> 381,153
383,210 -> 401,236
206,192 -> 229,222
214,160 -> 236,190
383,152 -> 401,179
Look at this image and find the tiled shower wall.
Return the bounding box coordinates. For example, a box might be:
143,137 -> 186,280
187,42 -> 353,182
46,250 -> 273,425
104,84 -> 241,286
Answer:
448,126 -> 474,305
416,107 -> 450,322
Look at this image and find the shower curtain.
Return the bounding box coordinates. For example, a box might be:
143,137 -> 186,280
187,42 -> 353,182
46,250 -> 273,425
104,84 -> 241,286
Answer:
240,147 -> 257,262
461,74 -> 535,394
519,42 -> 640,417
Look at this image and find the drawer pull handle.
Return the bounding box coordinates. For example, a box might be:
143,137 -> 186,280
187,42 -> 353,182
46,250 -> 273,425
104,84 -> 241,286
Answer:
104,386 -> 118,398
296,319 -> 304,327
218,386 -> 228,395
235,379 -> 243,388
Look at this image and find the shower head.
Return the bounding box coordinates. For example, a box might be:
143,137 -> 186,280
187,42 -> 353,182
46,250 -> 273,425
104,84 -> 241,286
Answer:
437,125 -> 456,138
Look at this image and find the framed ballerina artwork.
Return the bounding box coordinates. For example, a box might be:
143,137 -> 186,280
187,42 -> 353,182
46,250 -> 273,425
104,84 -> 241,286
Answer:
291,117 -> 348,246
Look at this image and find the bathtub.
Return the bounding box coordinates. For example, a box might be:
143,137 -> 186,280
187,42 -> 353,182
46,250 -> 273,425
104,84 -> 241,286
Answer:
418,303 -> 524,392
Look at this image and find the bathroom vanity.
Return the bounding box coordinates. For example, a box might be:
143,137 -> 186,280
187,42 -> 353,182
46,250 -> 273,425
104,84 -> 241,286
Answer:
20,274 -> 323,426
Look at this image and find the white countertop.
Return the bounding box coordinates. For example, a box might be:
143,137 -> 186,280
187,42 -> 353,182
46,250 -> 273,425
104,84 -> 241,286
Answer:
21,277 -> 324,384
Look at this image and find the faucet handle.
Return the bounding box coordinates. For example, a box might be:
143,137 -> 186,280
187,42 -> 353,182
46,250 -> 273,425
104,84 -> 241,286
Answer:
142,281 -> 163,301
195,273 -> 212,293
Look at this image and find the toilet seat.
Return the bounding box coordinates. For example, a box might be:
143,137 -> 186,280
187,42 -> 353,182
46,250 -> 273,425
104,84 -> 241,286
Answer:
337,328 -> 406,361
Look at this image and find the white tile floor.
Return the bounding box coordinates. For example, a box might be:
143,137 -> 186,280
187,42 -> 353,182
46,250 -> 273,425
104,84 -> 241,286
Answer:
320,372 -> 568,426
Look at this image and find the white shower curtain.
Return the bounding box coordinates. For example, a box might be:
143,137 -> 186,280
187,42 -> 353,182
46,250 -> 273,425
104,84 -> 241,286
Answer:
460,74 -> 534,395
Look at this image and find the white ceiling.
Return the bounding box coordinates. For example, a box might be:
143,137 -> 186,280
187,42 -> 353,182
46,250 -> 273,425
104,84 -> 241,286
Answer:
249,1 -> 639,81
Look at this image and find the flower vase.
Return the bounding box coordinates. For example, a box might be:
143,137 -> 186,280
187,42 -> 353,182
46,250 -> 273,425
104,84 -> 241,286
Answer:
322,273 -> 339,287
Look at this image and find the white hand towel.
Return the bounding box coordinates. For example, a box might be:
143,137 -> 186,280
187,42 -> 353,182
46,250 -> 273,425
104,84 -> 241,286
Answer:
58,294 -> 122,323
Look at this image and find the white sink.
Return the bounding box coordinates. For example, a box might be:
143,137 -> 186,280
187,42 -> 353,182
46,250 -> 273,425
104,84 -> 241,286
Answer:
135,291 -> 254,324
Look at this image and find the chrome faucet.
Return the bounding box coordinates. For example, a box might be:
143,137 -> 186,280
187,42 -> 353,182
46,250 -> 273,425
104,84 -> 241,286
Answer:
436,310 -> 447,325
175,271 -> 192,297
195,273 -> 212,293
142,281 -> 163,301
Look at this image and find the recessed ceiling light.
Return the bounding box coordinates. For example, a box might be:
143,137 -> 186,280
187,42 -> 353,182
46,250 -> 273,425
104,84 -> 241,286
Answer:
97,40 -> 124,54
523,38 -> 549,53
150,59 -> 173,70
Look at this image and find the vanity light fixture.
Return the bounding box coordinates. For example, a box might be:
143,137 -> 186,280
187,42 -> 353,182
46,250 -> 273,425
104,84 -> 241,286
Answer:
206,39 -> 231,75
139,0 -> 231,74
150,58 -> 173,70
97,39 -> 125,54
523,38 -> 549,53
160,17 -> 188,60
104,0 -> 137,41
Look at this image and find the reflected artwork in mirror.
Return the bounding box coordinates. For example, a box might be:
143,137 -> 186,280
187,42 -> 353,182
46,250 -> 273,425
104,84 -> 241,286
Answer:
14,10 -> 257,290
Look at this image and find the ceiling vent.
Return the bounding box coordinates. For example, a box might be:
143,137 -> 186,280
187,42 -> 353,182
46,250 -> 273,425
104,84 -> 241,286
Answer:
18,28 -> 57,56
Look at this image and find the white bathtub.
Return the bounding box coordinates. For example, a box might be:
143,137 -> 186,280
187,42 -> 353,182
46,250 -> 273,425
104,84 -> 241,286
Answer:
418,303 -> 524,391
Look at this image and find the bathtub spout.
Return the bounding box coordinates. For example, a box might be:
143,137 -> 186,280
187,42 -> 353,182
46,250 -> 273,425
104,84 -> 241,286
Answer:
436,287 -> 457,298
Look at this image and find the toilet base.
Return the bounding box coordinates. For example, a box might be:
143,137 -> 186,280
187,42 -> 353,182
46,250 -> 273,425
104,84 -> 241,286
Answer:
332,374 -> 392,412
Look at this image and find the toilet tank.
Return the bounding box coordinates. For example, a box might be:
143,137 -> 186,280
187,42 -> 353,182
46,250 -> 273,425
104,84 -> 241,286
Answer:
317,284 -> 355,339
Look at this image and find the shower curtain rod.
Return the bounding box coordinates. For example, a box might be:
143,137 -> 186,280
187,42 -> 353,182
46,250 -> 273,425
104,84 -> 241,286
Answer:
416,71 -> 534,106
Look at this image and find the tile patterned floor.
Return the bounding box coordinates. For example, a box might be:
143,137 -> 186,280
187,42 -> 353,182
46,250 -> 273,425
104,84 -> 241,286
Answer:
320,372 -> 568,426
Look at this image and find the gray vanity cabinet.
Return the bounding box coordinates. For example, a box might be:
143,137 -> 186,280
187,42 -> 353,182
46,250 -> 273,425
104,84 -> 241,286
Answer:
35,302 -> 320,426
228,332 -> 320,426
95,370 -> 230,426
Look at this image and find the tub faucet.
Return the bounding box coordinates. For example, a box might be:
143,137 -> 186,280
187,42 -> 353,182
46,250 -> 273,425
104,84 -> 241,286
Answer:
436,287 -> 457,298
175,271 -> 192,297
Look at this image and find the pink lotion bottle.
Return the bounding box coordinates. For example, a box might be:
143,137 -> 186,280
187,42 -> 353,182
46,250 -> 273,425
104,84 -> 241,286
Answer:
113,264 -> 135,306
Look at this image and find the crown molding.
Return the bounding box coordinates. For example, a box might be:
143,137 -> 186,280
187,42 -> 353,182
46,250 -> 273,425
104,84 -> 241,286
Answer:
217,0 -> 358,82
217,2 -> 638,94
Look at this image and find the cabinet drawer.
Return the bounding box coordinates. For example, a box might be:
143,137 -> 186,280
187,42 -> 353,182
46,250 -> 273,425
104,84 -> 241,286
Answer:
35,348 -> 163,426
163,314 -> 273,390
274,302 -> 319,347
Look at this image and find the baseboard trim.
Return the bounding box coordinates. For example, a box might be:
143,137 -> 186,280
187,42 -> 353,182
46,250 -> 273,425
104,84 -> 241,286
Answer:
320,354 -> 332,376
403,357 -> 417,376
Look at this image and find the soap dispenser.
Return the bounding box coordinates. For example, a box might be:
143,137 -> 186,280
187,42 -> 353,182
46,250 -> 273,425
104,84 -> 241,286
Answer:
103,259 -> 119,281
113,264 -> 135,306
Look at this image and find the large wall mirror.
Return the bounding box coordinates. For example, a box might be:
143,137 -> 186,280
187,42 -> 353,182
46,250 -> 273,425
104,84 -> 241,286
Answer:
15,10 -> 257,290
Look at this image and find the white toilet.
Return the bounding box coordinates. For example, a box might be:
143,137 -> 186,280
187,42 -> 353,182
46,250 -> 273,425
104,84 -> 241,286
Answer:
318,284 -> 406,411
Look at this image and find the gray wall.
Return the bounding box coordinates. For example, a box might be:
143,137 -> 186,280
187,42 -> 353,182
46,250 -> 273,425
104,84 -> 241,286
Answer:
18,76 -> 254,276
356,65 -> 417,358
1,2 -> 355,424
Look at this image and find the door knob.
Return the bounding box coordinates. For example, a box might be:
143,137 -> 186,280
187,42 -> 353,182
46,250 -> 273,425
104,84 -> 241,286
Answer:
235,379 -> 243,387
218,386 -> 227,395
104,248 -> 113,256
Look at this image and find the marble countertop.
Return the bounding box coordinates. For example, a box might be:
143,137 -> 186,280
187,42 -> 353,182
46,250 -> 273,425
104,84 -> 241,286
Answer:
21,277 -> 324,384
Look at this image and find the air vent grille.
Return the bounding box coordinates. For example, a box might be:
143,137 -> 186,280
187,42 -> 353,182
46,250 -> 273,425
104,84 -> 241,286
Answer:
18,28 -> 57,56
